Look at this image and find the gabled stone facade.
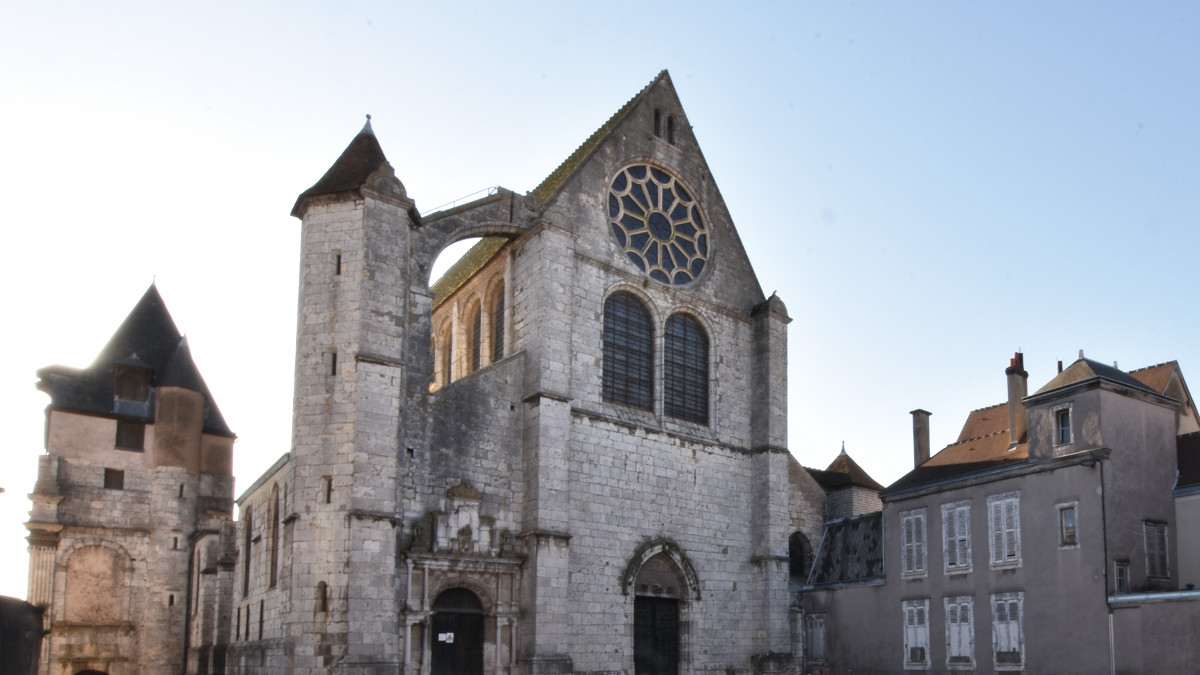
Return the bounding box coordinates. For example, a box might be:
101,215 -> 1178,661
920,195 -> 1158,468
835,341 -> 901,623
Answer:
224,71 -> 825,674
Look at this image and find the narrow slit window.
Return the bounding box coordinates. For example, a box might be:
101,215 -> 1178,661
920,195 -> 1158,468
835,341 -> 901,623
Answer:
334,252 -> 342,276
329,350 -> 338,376
667,115 -> 676,144
323,476 -> 333,504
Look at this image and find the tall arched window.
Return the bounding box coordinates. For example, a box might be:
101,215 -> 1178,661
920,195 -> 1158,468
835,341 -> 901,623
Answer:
491,282 -> 505,363
603,292 -> 653,410
468,302 -> 482,373
664,313 -> 708,424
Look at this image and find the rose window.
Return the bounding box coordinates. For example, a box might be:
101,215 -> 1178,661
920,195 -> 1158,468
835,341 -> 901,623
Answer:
607,165 -> 708,285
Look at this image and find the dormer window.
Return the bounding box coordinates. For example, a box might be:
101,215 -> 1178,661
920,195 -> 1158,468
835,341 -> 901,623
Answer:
114,364 -> 151,402
1055,405 -> 1072,445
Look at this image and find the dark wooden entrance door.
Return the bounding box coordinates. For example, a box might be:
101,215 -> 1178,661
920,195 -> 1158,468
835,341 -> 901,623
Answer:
634,596 -> 679,674
431,588 -> 484,675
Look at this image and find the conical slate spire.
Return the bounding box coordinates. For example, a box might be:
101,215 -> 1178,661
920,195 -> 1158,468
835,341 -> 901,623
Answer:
291,115 -> 395,217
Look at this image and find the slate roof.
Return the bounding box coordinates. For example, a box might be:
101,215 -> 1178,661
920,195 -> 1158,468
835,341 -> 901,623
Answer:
430,237 -> 509,310
806,512 -> 884,586
1032,357 -> 1160,398
530,71 -> 666,204
36,285 -> 233,437
291,117 -> 393,217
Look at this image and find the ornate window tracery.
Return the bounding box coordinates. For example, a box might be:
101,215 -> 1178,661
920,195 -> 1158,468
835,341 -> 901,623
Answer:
608,165 -> 708,285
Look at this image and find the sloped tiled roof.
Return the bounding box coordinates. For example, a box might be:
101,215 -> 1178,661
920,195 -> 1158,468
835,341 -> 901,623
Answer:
292,118 -> 393,217
807,512 -> 884,586
36,285 -> 233,437
1129,361 -> 1179,394
430,237 -> 509,309
530,71 -> 666,204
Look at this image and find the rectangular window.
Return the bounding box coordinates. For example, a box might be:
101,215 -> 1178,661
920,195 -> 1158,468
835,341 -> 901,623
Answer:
103,468 -> 124,490
1055,405 -> 1072,445
903,599 -> 930,669
991,592 -> 1024,670
806,614 -> 827,663
987,492 -> 1021,568
942,501 -> 972,573
1144,521 -> 1169,579
1057,502 -> 1079,547
945,596 -> 975,669
1114,561 -> 1130,593
901,508 -> 927,576
115,420 -> 145,451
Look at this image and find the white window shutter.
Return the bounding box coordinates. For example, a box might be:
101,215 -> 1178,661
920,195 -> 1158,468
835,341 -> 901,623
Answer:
914,512 -> 925,571
957,506 -> 971,566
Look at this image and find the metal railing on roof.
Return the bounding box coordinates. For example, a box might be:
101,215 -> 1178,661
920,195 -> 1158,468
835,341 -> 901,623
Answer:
421,186 -> 500,216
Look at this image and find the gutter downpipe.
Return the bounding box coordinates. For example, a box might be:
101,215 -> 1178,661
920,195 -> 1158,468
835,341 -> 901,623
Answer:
1098,458 -> 1115,675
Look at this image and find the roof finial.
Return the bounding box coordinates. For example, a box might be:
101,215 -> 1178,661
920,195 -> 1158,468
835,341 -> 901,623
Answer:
366,114 -> 371,121
841,440 -> 846,453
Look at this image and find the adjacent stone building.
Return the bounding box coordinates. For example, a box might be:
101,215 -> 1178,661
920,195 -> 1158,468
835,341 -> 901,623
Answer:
26,286 -> 237,675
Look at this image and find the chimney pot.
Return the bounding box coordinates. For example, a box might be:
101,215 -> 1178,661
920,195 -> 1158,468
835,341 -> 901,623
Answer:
1057,360 -> 1063,374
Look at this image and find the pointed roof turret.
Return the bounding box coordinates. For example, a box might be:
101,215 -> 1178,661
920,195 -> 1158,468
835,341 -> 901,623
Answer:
291,115 -> 404,217
36,285 -> 234,437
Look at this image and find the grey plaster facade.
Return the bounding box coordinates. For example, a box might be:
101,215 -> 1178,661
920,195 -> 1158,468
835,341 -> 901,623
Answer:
801,354 -> 1200,674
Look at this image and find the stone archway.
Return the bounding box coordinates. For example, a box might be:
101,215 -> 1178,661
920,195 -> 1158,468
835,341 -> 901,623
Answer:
430,587 -> 484,675
633,554 -> 683,675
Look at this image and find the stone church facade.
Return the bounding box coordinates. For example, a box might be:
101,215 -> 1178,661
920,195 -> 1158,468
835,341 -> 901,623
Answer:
29,71 -> 828,674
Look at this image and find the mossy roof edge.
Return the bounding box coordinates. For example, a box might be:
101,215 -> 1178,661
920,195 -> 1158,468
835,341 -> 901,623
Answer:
530,71 -> 666,204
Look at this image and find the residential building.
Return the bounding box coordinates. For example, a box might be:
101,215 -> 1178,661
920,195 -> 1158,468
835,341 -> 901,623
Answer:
802,352 -> 1200,674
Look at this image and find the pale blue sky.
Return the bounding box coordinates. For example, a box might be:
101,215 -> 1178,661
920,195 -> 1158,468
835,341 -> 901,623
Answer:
2,2 -> 1198,598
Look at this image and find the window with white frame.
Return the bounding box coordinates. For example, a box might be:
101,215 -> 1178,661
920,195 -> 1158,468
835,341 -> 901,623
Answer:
1114,561 -> 1130,593
1057,502 -> 1079,547
1144,521 -> 1169,579
901,508 -> 927,576
987,492 -> 1021,567
903,599 -> 931,669
945,596 -> 975,669
1053,403 -> 1073,446
805,614 -> 827,663
991,592 -> 1024,670
942,501 -> 972,573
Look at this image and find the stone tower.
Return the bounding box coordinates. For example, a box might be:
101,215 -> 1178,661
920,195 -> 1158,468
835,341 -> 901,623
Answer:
27,286 -> 236,675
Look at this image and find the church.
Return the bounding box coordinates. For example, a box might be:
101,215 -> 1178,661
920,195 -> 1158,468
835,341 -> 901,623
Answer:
27,71 -> 831,674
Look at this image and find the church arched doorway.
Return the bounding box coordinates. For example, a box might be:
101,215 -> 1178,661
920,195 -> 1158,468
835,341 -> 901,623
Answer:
633,554 -> 683,674
431,587 -> 484,675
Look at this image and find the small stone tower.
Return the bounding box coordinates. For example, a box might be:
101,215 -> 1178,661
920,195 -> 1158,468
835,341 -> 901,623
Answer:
27,285 -> 236,675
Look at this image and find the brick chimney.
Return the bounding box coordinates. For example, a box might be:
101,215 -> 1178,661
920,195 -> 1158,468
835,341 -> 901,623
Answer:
911,409 -> 931,468
1006,352 -> 1028,448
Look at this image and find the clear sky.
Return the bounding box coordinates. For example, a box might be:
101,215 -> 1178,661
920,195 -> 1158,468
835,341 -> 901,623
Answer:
2,1 -> 1198,599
